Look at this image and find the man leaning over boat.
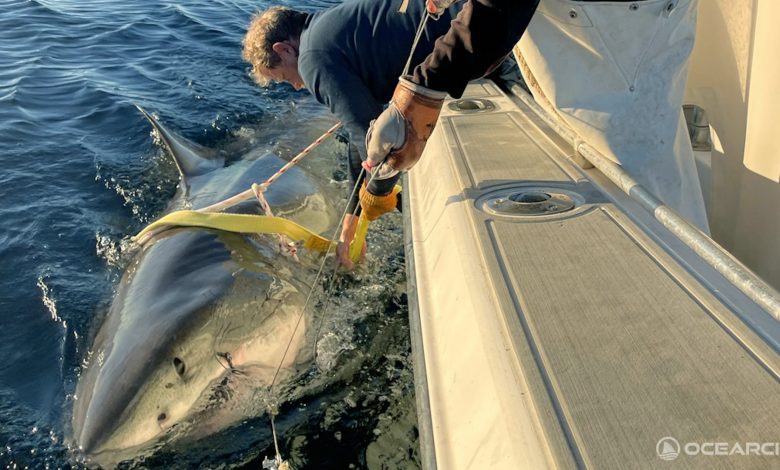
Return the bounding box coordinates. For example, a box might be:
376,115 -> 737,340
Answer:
243,0 -> 708,268
242,0 -> 467,268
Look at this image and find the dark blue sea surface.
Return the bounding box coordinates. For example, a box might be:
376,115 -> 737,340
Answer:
0,0 -> 418,468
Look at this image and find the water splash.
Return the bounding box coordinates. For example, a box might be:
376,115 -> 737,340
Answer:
95,231 -> 136,270
36,275 -> 65,328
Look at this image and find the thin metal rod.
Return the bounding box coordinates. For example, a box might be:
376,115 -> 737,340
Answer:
263,168 -> 370,467
509,83 -> 780,319
268,167 -> 369,390
270,412 -> 282,465
403,10 -> 430,77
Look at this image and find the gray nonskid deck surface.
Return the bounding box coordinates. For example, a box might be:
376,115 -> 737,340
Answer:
433,81 -> 780,469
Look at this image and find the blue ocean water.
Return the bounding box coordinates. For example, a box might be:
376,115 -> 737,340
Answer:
0,0 -> 417,468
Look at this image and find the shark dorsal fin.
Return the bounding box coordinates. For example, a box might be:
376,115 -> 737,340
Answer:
136,106 -> 224,179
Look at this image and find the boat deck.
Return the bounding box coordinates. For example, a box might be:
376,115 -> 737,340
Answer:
403,80 -> 780,469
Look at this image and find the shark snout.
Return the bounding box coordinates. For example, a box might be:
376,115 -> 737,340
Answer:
75,405 -> 111,457
77,425 -> 100,456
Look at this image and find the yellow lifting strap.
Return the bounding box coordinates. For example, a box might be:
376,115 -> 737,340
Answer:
348,212 -> 370,262
133,184 -> 400,263
348,184 -> 402,262
132,211 -> 337,253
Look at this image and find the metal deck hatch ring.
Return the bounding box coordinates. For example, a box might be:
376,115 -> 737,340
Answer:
448,98 -> 495,113
509,191 -> 551,204
478,186 -> 585,219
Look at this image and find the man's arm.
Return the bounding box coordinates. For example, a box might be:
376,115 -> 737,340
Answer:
299,49 -> 383,268
365,0 -> 539,173
413,0 -> 540,98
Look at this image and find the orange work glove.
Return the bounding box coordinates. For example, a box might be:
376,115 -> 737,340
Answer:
358,183 -> 401,221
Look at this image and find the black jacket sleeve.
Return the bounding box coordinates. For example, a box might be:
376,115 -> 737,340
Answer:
412,0 -> 539,98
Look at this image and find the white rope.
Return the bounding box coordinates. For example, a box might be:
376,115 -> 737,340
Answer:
135,122 -> 342,247
252,184 -> 299,260
198,122 -> 342,214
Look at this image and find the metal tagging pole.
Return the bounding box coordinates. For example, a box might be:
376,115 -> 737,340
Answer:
262,167 -> 375,470
259,5 -> 445,463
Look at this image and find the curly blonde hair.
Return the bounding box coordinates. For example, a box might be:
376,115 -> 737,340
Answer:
242,6 -> 308,86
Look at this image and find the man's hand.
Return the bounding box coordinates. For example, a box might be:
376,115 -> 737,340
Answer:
364,105 -> 406,174
365,76 -> 446,174
336,214 -> 364,270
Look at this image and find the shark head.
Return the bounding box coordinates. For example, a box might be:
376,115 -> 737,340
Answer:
73,246 -> 309,459
72,109 -> 329,464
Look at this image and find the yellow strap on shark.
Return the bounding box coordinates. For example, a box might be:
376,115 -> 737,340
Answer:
348,212 -> 370,262
132,211 -> 336,252
347,184 -> 402,262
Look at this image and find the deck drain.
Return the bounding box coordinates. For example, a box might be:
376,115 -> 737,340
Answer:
509,191 -> 551,204
480,188 -> 582,218
448,98 -> 495,113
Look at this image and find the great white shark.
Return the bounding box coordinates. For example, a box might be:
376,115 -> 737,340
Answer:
72,108 -> 337,465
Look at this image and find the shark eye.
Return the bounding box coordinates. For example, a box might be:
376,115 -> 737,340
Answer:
157,412 -> 167,422
173,357 -> 186,377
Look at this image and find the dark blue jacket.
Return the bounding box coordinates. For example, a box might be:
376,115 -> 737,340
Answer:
413,0 -> 539,97
298,0 -> 458,161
